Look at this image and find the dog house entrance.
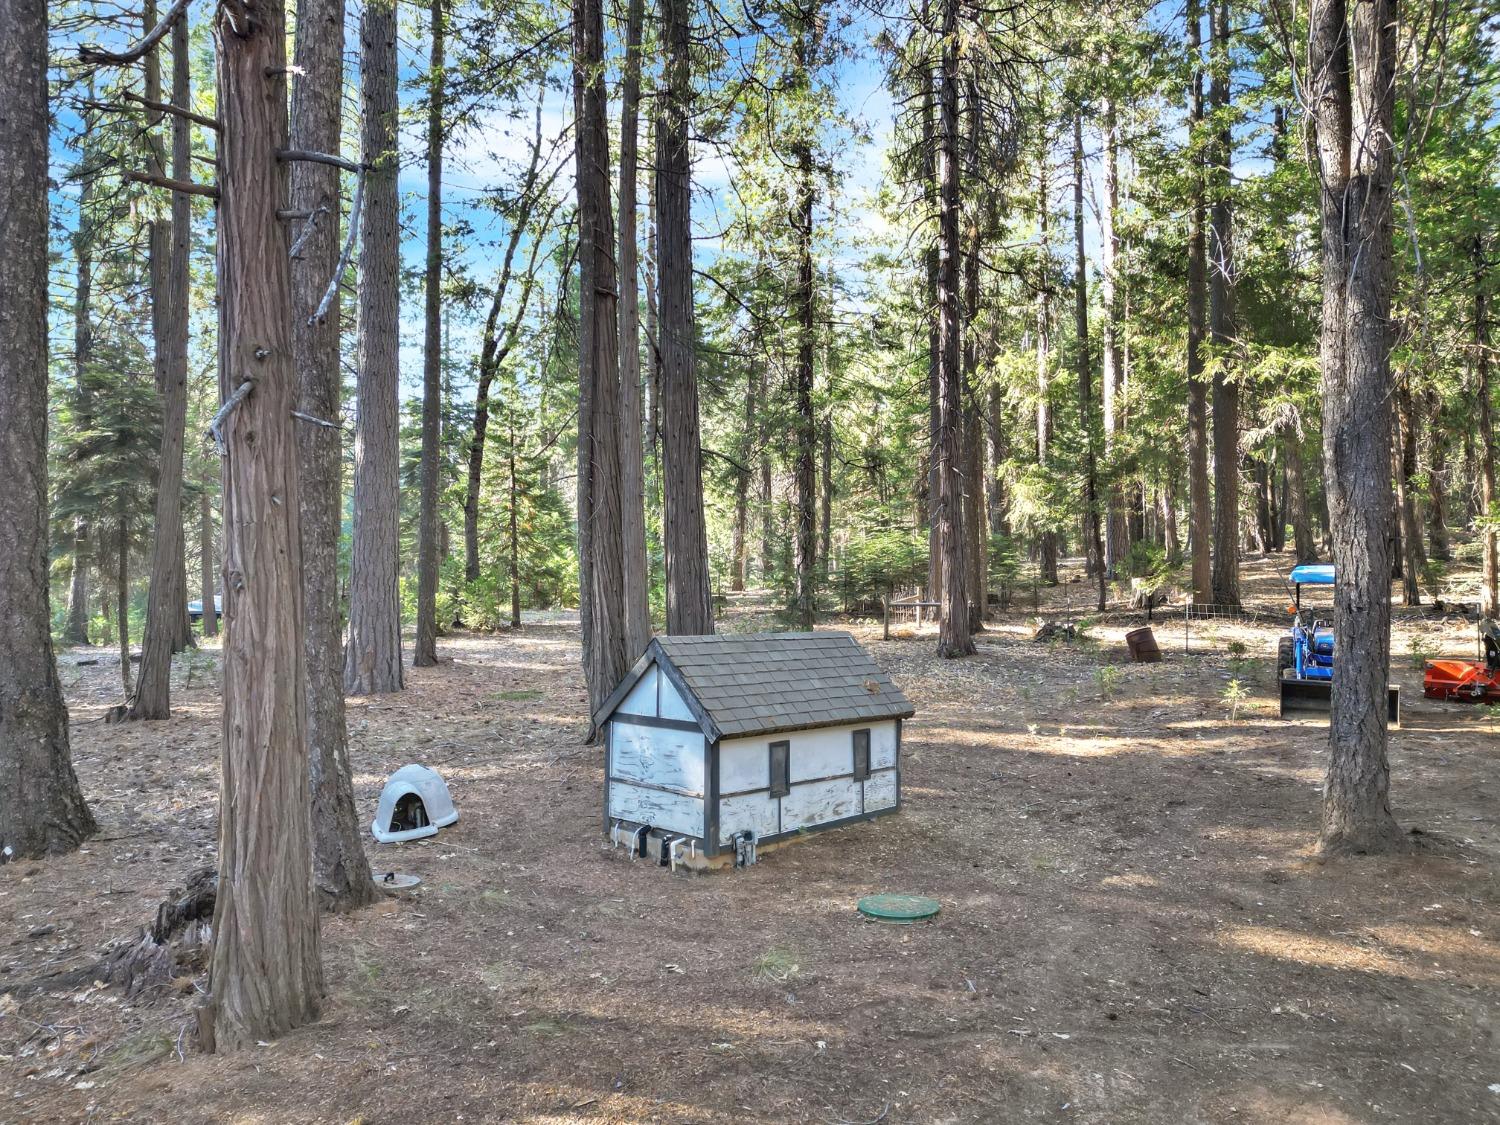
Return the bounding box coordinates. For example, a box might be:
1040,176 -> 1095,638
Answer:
389,792 -> 430,835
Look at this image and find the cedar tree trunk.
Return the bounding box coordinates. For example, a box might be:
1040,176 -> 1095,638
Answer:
617,0 -> 651,656
934,0 -> 973,656
345,0 -> 405,695
128,11 -> 195,720
575,0 -> 632,717
658,0 -> 714,635
291,0 -> 375,910
205,0 -> 324,1049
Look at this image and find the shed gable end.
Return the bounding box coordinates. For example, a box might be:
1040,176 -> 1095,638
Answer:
618,664 -> 660,717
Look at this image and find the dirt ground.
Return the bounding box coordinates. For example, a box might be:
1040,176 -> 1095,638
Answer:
4,555 -> 1499,1124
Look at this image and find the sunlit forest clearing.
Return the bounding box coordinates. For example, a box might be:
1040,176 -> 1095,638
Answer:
8,570 -> 1500,1122
2,0 -> 1499,1118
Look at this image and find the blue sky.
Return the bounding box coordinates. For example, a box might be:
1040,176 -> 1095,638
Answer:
47,0 -> 1149,410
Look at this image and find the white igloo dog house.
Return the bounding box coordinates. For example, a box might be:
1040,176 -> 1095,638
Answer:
371,764 -> 459,843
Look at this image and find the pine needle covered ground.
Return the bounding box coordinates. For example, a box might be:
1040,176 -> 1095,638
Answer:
4,558 -> 1498,1124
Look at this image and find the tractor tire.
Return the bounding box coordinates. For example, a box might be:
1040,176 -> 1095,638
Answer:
1277,636 -> 1294,677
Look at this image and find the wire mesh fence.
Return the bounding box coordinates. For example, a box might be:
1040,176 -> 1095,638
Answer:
1180,602 -> 1290,655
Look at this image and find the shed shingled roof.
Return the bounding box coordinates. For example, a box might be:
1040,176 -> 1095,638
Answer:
598,631 -> 915,740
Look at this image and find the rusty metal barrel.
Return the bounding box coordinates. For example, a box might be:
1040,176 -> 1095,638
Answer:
1125,626 -> 1162,664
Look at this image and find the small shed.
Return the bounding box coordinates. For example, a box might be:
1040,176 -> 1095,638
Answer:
593,631 -> 915,860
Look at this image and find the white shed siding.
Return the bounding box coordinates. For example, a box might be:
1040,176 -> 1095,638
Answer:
720,739 -> 768,795
718,720 -> 898,792
786,725 -> 855,783
658,674 -> 696,723
714,719 -> 900,845
781,777 -> 862,831
718,791 -> 780,844
864,768 -> 897,811
869,723 -> 898,770
619,666 -> 659,716
609,721 -> 705,795
607,781 -> 704,837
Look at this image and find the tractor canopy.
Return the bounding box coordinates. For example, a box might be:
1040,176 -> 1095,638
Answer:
1289,563 -> 1335,586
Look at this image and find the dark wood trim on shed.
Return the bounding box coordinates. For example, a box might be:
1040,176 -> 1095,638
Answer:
610,713 -> 704,734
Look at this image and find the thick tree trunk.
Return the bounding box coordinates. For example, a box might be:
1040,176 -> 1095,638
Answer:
575,0 -> 632,717
935,0 -> 973,657
658,0 -> 714,636
291,0 -> 375,911
1035,132 -> 1058,585
1309,0 -> 1403,855
128,12 -> 195,720
1208,0 -> 1239,609
414,0 -> 445,668
1186,0 -> 1212,605
345,0 -> 404,695
205,0 -> 324,1049
199,490 -> 217,637
1073,115 -> 1106,612
0,0 -> 97,858
617,0 -> 651,657
1477,242 -> 1499,617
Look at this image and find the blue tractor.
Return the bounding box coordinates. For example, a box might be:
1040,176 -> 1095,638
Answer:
1276,564 -> 1400,725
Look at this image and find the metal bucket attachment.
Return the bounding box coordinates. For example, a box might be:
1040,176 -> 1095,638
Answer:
1279,677 -> 1331,719
1278,678 -> 1400,727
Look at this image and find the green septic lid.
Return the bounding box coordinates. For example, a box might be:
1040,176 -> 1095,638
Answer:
857,893 -> 942,923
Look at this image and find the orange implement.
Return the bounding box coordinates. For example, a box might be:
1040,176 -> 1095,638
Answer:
1423,659 -> 1500,705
